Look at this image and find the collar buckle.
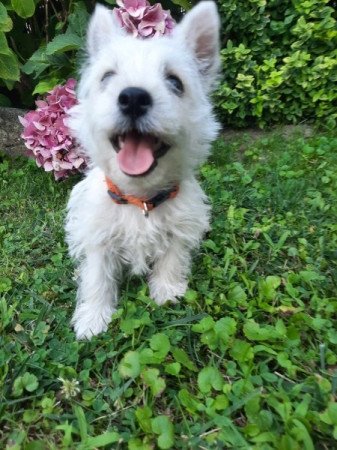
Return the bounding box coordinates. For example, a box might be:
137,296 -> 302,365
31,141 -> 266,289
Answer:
142,202 -> 149,218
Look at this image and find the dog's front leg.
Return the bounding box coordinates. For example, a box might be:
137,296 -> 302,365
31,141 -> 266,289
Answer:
149,240 -> 191,305
71,248 -> 120,340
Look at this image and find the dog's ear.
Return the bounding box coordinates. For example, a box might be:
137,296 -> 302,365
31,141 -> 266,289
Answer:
86,4 -> 123,56
176,1 -> 220,88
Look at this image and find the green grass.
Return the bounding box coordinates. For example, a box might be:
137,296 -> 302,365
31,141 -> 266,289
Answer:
1,129 -> 337,449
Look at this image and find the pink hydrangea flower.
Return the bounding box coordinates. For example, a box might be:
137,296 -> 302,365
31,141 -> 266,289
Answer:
114,0 -> 175,37
19,79 -> 88,180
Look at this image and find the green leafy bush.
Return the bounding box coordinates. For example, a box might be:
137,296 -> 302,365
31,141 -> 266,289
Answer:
215,0 -> 337,127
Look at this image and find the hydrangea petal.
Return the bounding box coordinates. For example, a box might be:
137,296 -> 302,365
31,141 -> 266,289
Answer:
113,0 -> 175,38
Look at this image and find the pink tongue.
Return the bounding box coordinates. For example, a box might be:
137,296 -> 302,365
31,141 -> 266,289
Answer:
117,133 -> 155,176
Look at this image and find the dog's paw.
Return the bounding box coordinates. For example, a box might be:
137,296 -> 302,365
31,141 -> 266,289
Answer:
71,303 -> 115,340
149,279 -> 187,306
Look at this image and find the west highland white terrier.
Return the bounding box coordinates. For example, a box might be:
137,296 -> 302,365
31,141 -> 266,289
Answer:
66,1 -> 220,339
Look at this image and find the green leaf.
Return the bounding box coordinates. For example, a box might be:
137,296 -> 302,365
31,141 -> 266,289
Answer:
33,78 -> 60,95
11,0 -> 35,18
320,402 -> 337,426
170,0 -> 191,10
151,416 -> 174,450
23,409 -> 39,424
214,394 -> 229,410
258,276 -> 281,300
290,419 -> 314,450
21,45 -> 49,77
82,432 -> 120,449
299,270 -> 324,283
0,276 -> 12,293
228,285 -> 247,304
74,405 -> 87,441
12,372 -> 38,397
243,320 -> 285,341
198,366 -> 224,394
135,406 -> 152,433
214,317 -> 237,341
251,432 -> 278,444
268,396 -> 291,422
141,368 -> 166,396
277,352 -> 297,376
22,372 -> 38,392
139,348 -> 159,364
46,33 -> 82,55
120,310 -> 151,334
253,344 -> 277,356
171,347 -> 197,371
149,333 -> 170,360
25,441 -> 47,450
128,438 -> 152,450
193,316 -> 237,351
31,321 -> 50,346
245,395 -> 260,420
164,362 -> 181,376
0,51 -> 19,81
0,3 -> 13,32
67,2 -> 90,38
192,316 -> 215,333
178,389 -> 202,414
294,394 -> 311,418
118,351 -> 141,379
0,32 -> 19,81
230,339 -> 254,363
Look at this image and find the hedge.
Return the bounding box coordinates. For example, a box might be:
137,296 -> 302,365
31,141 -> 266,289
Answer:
216,0 -> 337,127
0,0 -> 336,128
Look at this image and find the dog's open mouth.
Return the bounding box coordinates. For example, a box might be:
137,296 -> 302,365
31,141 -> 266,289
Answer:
110,131 -> 170,176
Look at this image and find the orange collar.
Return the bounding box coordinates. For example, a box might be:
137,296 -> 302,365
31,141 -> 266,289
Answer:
105,176 -> 179,217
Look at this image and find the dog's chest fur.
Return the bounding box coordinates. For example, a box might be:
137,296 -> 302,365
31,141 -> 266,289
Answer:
66,167 -> 210,275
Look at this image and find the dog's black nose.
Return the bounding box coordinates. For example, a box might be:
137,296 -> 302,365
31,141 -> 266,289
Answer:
118,87 -> 152,119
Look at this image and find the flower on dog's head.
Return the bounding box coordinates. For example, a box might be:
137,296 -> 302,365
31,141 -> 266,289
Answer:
19,79 -> 88,180
114,0 -> 175,37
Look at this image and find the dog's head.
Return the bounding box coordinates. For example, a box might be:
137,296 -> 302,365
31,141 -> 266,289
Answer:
69,1 -> 220,193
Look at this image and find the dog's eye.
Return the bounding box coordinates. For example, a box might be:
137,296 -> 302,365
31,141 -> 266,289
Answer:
166,74 -> 184,95
101,71 -> 116,83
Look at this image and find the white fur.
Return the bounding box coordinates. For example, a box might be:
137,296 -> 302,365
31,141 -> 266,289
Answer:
65,1 -> 220,339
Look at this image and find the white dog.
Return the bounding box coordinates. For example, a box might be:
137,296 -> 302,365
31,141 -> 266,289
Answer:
66,1 -> 220,339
